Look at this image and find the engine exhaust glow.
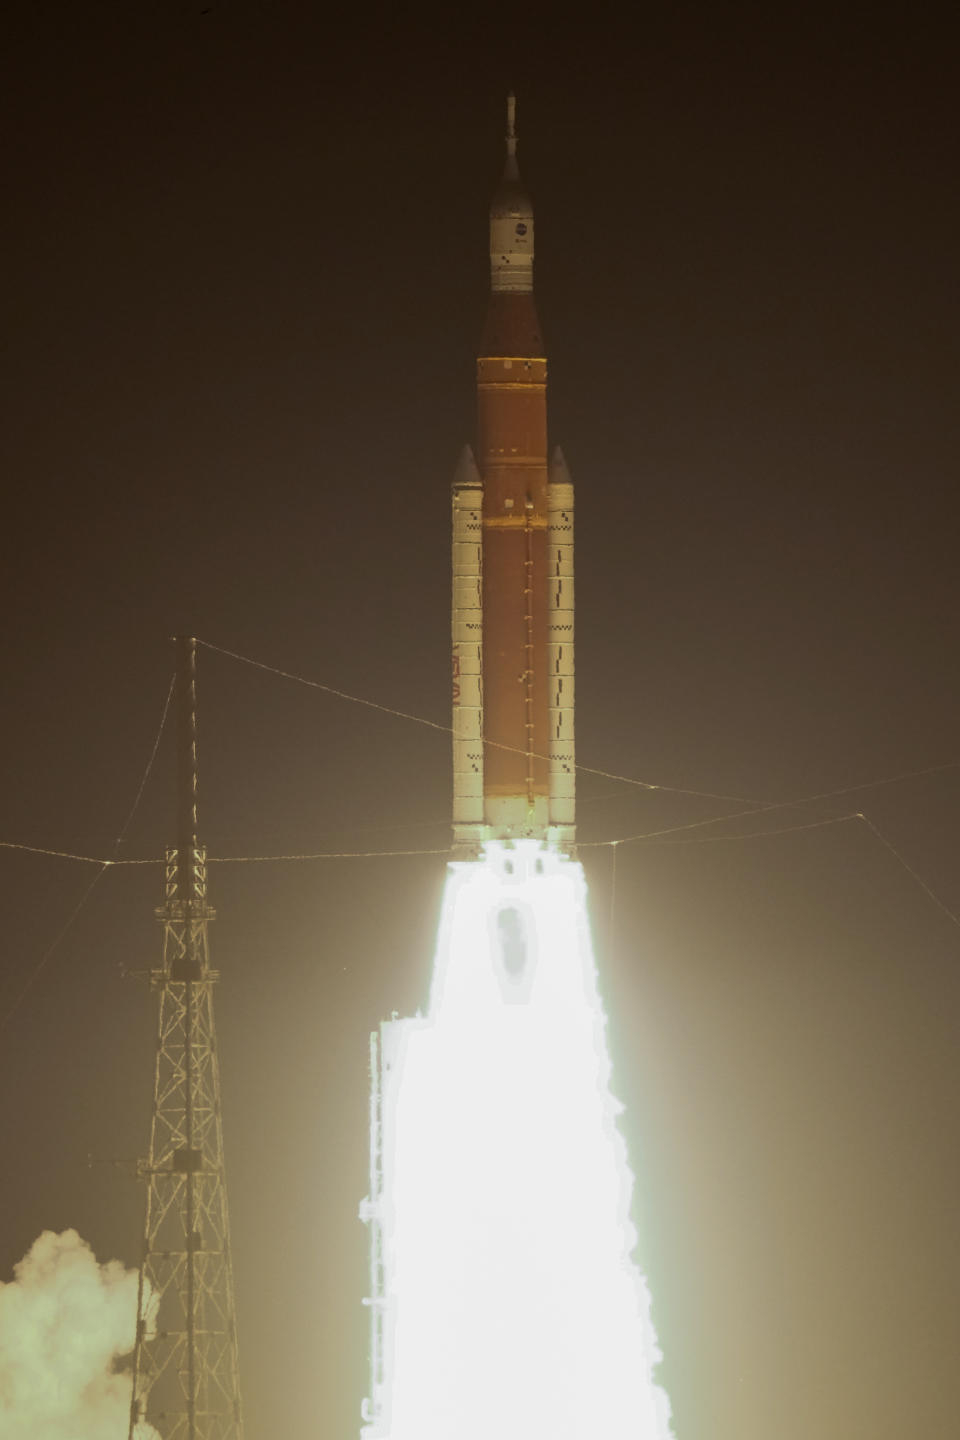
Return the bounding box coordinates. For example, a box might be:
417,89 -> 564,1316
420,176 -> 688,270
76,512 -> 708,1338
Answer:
361,842 -> 674,1439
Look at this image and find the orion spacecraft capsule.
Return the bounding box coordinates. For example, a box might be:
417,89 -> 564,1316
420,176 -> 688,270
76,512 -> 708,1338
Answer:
452,95 -> 576,854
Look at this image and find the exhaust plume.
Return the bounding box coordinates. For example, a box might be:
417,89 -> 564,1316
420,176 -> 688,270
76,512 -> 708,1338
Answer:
363,843 -> 674,1439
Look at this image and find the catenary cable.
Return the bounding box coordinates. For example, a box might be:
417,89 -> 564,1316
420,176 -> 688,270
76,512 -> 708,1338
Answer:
3,656 -> 960,885
858,814 -> 960,934
2,780 -> 958,868
580,811 -> 864,848
0,675 -> 174,1033
197,638 -> 960,816
195,638 -> 760,806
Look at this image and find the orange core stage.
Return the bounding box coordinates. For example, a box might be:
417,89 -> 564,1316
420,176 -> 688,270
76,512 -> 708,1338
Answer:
451,97 -> 575,853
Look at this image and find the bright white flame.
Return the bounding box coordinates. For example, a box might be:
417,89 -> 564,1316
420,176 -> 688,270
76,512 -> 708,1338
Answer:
0,1229 -> 159,1440
364,842 -> 674,1440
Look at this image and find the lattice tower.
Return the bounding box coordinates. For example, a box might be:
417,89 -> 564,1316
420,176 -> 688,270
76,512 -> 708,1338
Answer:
129,637 -> 244,1440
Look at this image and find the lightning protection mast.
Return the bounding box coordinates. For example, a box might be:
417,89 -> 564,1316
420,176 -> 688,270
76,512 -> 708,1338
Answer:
129,636 -> 244,1440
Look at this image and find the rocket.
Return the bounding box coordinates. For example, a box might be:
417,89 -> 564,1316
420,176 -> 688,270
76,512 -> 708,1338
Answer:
361,101 -> 675,1440
452,95 -> 576,854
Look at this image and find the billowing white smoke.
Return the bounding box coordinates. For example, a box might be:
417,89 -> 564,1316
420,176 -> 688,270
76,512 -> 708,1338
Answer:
0,1229 -> 157,1440
366,842 -> 674,1440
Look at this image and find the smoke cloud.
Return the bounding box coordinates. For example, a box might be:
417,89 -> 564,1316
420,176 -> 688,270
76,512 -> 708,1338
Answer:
0,1228 -> 157,1439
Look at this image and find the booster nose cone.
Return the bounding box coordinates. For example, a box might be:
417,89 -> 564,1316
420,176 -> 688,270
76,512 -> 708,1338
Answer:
490,93 -> 534,294
548,445 -> 572,487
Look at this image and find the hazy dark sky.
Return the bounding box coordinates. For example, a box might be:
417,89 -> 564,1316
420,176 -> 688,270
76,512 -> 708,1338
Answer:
2,4 -> 958,1437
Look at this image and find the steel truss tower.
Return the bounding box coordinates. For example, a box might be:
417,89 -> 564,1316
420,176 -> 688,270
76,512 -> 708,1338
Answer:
129,637 -> 244,1440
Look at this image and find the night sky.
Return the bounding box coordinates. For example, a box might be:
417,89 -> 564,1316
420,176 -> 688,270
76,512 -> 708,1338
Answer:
2,4 -> 959,1437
